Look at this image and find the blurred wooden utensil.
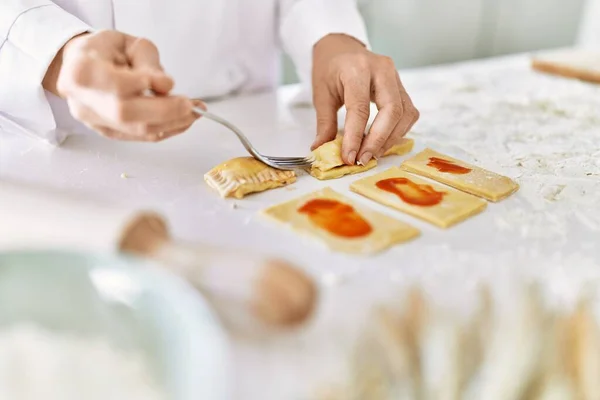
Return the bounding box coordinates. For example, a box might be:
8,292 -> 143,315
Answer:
0,179 -> 318,332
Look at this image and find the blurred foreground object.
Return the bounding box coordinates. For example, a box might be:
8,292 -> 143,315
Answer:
0,179 -> 317,332
0,323 -> 166,400
531,49 -> 600,84
0,250 -> 230,400
332,285 -> 600,400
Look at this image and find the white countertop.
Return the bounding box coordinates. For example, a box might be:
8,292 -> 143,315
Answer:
2,53 -> 600,399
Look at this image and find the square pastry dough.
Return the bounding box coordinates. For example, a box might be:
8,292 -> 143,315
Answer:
400,149 -> 519,202
262,187 -> 420,254
205,157 -> 296,199
309,135 -> 414,180
350,167 -> 487,228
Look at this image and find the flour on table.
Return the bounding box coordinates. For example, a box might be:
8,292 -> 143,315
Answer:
406,58 -> 600,240
0,324 -> 166,400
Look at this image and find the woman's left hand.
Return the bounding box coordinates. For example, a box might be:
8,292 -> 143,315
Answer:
311,34 -> 420,166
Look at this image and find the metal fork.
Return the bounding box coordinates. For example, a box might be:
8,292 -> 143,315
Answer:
193,107 -> 313,171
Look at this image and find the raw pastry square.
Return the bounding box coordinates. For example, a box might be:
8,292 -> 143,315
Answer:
531,49 -> 600,84
205,157 -> 296,199
400,149 -> 519,202
350,167 -> 487,228
261,187 -> 420,254
309,136 -> 414,180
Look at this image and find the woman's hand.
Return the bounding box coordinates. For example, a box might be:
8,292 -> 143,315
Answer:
311,34 -> 419,165
44,30 -> 202,141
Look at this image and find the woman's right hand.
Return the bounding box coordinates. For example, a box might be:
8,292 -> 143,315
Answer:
44,30 -> 202,141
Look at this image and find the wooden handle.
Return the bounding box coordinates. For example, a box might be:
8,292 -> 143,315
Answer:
119,214 -> 318,331
150,241 -> 318,332
0,180 -> 318,331
118,212 -> 170,255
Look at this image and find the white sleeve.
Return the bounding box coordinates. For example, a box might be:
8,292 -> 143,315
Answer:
278,0 -> 370,88
0,1 -> 90,144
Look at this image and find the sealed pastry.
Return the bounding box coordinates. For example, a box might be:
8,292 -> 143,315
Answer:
309,135 -> 414,181
204,157 -> 296,199
309,135 -> 374,180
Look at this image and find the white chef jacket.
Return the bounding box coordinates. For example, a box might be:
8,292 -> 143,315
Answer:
0,0 -> 368,144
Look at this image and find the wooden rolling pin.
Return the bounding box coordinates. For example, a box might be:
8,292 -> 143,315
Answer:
0,179 -> 317,331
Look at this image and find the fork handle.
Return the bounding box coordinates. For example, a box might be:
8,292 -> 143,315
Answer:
192,107 -> 256,156
192,107 -> 224,127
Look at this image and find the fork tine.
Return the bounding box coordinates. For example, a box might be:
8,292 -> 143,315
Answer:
263,162 -> 307,171
264,156 -> 311,162
274,163 -> 311,168
267,158 -> 312,164
193,107 -> 313,170
265,159 -> 313,166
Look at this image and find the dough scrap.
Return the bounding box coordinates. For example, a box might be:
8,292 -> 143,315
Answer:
309,136 -> 414,180
400,149 -> 519,202
350,167 -> 487,228
261,187 -> 420,254
205,157 -> 296,199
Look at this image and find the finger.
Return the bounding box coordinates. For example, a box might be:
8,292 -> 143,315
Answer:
312,88 -> 341,151
147,74 -> 174,95
382,95 -> 420,154
162,126 -> 192,137
104,95 -> 193,125
144,111 -> 199,136
60,57 -> 150,98
67,99 -> 105,126
92,124 -> 173,142
69,94 -> 195,139
393,71 -> 420,135
382,118 -> 412,154
360,63 -> 404,160
147,130 -> 181,141
342,71 -> 371,165
191,98 -> 207,112
125,36 -> 173,94
92,125 -> 134,141
395,70 -> 419,127
69,100 -> 157,140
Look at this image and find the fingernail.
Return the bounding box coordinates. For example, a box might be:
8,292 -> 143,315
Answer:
359,152 -> 372,166
348,150 -> 357,165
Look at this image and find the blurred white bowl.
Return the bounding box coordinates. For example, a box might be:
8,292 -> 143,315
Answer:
0,250 -> 231,400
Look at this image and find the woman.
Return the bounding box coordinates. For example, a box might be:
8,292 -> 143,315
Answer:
0,0 -> 419,167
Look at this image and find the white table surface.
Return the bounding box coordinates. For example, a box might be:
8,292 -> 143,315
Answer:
1,53 -> 600,399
